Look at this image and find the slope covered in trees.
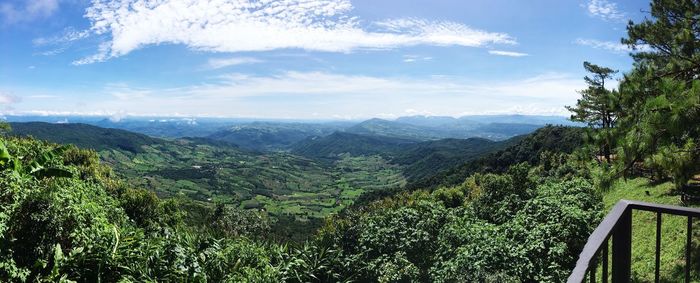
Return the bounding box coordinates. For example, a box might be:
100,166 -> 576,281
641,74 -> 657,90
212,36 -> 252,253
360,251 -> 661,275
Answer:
391,137 -> 504,182
6,122 -> 411,240
9,122 -> 165,153
0,133 -> 602,282
406,125 -> 585,190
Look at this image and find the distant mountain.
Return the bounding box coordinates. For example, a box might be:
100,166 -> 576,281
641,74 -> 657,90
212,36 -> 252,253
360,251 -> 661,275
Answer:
468,123 -> 542,140
344,118 -> 443,140
2,115 -> 233,138
394,114 -> 574,127
9,122 -> 164,153
291,131 -> 418,158
458,115 -> 576,126
395,116 -> 461,127
92,118 -> 227,138
345,117 -> 550,141
207,122 -> 348,151
3,114 -> 574,142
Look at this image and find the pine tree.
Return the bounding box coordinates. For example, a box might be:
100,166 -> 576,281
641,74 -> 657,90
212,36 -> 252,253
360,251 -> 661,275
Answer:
567,62 -> 619,163
614,0 -> 700,189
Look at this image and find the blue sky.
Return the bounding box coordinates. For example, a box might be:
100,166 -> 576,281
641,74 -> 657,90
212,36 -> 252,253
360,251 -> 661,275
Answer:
0,0 -> 649,119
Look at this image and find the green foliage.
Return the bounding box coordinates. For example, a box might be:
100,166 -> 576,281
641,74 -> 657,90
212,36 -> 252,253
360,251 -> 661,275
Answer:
393,137 -> 504,183
571,0 -> 700,189
10,122 -> 164,154
319,171 -> 602,282
567,62 -> 620,164
0,121 -> 10,136
0,122 -> 607,282
118,188 -> 162,228
409,126 -> 585,190
210,204 -> 270,239
432,186 -> 465,208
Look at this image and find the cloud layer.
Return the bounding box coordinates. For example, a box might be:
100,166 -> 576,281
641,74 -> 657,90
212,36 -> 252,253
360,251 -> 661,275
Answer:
76,0 -> 515,64
10,72 -> 583,118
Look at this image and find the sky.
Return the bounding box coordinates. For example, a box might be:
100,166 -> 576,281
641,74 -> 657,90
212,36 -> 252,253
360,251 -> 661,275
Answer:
0,0 -> 650,120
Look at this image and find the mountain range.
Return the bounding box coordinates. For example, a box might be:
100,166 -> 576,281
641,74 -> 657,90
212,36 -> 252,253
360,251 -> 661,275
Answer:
3,115 -> 575,152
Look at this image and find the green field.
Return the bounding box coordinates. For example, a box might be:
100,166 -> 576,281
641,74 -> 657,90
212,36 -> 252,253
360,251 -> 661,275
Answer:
99,141 -> 406,222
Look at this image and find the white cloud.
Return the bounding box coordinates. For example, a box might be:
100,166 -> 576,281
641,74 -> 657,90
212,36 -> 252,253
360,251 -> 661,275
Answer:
586,0 -> 625,21
12,71 -> 583,118
0,91 -> 20,111
33,28 -> 90,56
404,109 -> 434,116
0,94 -> 14,105
488,50 -> 529,57
402,55 -> 433,63
75,0 -> 515,64
33,29 -> 89,46
574,38 -> 651,53
104,83 -> 152,101
206,57 -> 262,69
0,0 -> 59,24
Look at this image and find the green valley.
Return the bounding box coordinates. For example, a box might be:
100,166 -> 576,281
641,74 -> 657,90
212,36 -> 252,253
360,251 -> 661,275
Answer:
11,122 -> 411,230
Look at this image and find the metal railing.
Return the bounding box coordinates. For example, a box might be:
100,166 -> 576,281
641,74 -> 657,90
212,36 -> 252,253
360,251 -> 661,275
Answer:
568,200 -> 700,283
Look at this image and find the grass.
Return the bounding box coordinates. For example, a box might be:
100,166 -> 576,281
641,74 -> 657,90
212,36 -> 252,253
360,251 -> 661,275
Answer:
602,178 -> 700,282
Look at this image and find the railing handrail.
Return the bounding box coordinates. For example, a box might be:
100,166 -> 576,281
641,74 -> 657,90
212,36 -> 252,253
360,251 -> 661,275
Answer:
568,199 -> 700,283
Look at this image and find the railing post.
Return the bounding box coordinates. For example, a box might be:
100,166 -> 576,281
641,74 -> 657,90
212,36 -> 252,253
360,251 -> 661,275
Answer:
612,207 -> 632,282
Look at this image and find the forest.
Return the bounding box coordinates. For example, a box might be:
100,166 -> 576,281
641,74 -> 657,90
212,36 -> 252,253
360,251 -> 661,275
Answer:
1,0 -> 700,282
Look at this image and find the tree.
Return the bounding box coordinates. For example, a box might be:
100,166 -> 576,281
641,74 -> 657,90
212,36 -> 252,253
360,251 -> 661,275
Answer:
0,121 -> 9,136
613,0 -> 700,189
623,0 -> 700,83
567,62 -> 620,163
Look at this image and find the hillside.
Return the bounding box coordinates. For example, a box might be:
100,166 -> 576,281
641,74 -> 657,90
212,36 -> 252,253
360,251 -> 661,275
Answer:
395,115 -> 463,127
291,131 -> 514,193
345,118 -> 441,140
7,122 -> 405,238
393,137 -> 504,182
406,125 -> 585,189
470,122 -> 542,139
9,122 -> 164,153
346,117 -> 550,141
0,131 -> 602,282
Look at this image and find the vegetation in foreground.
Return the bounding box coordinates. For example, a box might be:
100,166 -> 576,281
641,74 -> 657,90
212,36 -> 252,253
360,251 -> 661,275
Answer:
0,134 -> 603,282
2,0 -> 700,281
